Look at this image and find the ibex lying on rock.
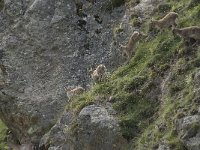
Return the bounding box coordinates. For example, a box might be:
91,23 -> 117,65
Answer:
151,12 -> 178,32
119,31 -> 145,59
172,26 -> 200,42
66,86 -> 85,100
89,64 -> 106,84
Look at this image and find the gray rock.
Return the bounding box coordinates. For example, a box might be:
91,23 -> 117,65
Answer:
74,105 -> 127,150
130,0 -> 163,20
176,115 -> 200,150
40,104 -> 127,150
0,0 -> 125,145
185,136 -> 200,150
157,143 -> 170,150
194,69 -> 200,87
39,111 -> 74,149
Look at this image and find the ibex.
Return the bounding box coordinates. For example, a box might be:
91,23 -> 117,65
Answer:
151,12 -> 178,32
119,31 -> 145,59
65,86 -> 85,100
89,64 -> 106,84
172,26 -> 200,42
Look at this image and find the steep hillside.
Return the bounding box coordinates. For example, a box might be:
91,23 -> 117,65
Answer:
0,0 -> 200,149
66,0 -> 200,149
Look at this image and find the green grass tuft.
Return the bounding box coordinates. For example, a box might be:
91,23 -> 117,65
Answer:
0,121 -> 8,150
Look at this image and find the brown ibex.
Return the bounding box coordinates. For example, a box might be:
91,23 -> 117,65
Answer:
89,64 -> 106,84
65,86 -> 85,100
119,31 -> 145,59
172,26 -> 200,42
151,12 -> 178,32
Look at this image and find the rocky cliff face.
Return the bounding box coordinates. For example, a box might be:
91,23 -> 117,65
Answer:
3,0 -> 194,149
0,0 -> 138,148
0,0 -> 127,147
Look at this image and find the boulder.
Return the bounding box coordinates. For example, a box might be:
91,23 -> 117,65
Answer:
40,104 -> 127,150
176,115 -> 200,150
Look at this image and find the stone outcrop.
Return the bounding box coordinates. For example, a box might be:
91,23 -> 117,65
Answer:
174,70 -> 200,150
40,104 -> 127,150
0,0 -> 128,147
176,115 -> 200,150
0,0 -> 163,148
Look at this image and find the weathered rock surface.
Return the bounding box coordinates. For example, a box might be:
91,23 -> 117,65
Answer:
0,0 -> 126,146
40,104 -> 127,150
157,143 -> 170,150
0,0 -> 162,148
176,115 -> 200,150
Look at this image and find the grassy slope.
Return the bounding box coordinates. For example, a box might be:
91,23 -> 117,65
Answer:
0,121 -> 7,149
68,0 -> 200,149
135,0 -> 200,149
